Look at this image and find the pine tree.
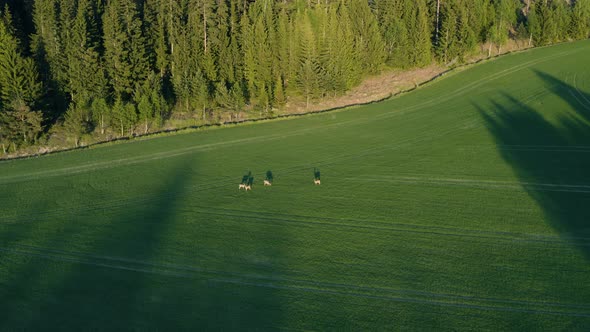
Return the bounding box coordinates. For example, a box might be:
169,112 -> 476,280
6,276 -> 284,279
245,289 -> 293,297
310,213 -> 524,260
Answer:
531,0 -> 558,45
0,10 -> 42,111
455,2 -> 477,60
103,0 -> 148,100
410,0 -> 433,66
63,102 -> 92,147
527,1 -> 542,45
242,0 -> 277,111
437,1 -> 458,63
275,8 -> 291,89
570,0 -> 590,39
110,98 -> 137,136
66,0 -> 107,105
376,0 -> 410,67
135,72 -> 165,133
488,0 -> 518,55
91,97 -> 110,135
349,0 -> 386,73
0,8 -> 43,148
553,0 -> 571,41
32,0 -> 68,90
295,8 -> 320,109
144,0 -> 170,78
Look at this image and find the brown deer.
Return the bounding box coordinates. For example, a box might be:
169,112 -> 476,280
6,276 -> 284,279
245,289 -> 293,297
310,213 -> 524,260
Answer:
245,184 -> 252,191
263,180 -> 272,186
314,179 -> 321,185
239,183 -> 246,190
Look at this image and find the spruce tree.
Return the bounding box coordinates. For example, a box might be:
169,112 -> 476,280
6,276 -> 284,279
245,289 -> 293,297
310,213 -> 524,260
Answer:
103,0 -> 148,100
349,0 -> 386,73
0,10 -> 43,148
570,0 -> 590,39
66,0 -> 107,105
242,0 -> 276,111
91,97 -> 110,135
144,0 -> 170,78
0,11 -> 42,111
437,1 -> 458,63
376,0 -> 410,67
294,8 -> 320,109
411,0 -> 433,66
32,0 -> 68,91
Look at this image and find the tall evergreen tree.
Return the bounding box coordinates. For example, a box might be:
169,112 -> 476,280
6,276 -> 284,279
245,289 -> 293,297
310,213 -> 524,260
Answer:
570,0 -> 590,39
294,8 -> 320,109
0,8 -> 43,148
66,0 -> 107,104
103,0 -> 148,100
410,0 -> 433,66
349,0 -> 386,73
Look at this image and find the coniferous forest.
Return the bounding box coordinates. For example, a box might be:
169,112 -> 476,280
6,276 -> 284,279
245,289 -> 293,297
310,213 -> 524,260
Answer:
0,0 -> 589,154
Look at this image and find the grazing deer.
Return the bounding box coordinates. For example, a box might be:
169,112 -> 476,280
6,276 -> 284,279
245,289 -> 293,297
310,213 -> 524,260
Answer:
314,179 -> 321,185
239,183 -> 246,190
245,184 -> 252,191
264,180 -> 272,186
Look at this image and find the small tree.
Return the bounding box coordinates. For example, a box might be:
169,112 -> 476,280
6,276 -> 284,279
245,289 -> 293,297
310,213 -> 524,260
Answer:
91,98 -> 110,135
63,102 -> 92,147
137,94 -> 152,134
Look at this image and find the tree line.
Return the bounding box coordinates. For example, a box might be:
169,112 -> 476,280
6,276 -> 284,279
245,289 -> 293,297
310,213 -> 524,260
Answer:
0,0 -> 589,153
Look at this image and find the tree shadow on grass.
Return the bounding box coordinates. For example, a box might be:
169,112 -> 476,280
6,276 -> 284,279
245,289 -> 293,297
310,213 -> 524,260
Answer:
0,155 -> 285,329
0,158 -> 198,329
0,183 -> 56,327
477,72 -> 590,259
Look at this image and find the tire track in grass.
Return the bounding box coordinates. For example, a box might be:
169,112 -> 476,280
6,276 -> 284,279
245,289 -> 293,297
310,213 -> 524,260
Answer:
353,175 -> 590,194
2,42 -> 547,185
571,73 -> 590,110
1,245 -> 589,318
374,48 -> 584,121
1,117 -> 478,225
0,119 -> 359,185
0,46 -> 585,185
5,116 -> 589,248
187,206 -> 590,248
499,145 -> 590,153
456,144 -> 590,153
213,278 -> 590,318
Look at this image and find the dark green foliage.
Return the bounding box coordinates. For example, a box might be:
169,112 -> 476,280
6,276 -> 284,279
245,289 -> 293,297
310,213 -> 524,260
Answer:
488,0 -> 519,54
570,0 -> 590,39
63,101 -> 92,147
1,41 -> 590,329
0,0 -> 585,152
0,7 -> 43,149
349,0 -> 386,73
103,0 -> 148,100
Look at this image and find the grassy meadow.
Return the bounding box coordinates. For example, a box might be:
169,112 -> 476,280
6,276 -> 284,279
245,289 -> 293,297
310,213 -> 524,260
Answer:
1,40 -> 590,330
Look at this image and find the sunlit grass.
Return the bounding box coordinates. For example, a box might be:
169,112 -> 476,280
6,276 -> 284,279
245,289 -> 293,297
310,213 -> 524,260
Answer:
1,40 -> 589,330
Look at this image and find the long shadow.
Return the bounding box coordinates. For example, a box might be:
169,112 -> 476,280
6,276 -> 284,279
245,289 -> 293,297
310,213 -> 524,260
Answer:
0,180 -> 69,328
0,161 -> 193,328
0,157 -> 192,328
0,156 -> 286,329
477,72 -> 590,259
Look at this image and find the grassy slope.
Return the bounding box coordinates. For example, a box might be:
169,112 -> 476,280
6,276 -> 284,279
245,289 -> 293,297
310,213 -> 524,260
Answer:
1,40 -> 590,330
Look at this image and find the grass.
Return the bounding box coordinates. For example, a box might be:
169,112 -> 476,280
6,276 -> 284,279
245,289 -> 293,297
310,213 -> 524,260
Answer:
1,40 -> 590,330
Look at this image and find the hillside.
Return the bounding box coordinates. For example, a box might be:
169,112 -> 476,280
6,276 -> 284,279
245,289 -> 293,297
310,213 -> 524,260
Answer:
1,40 -> 589,330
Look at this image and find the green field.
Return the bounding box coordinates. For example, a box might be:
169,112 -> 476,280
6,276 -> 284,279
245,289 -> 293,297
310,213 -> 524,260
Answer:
1,40 -> 590,330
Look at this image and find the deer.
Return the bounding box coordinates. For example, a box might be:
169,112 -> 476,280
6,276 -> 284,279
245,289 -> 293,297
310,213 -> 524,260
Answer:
245,184 -> 252,191
314,179 -> 321,185
239,183 -> 246,190
263,180 -> 272,186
